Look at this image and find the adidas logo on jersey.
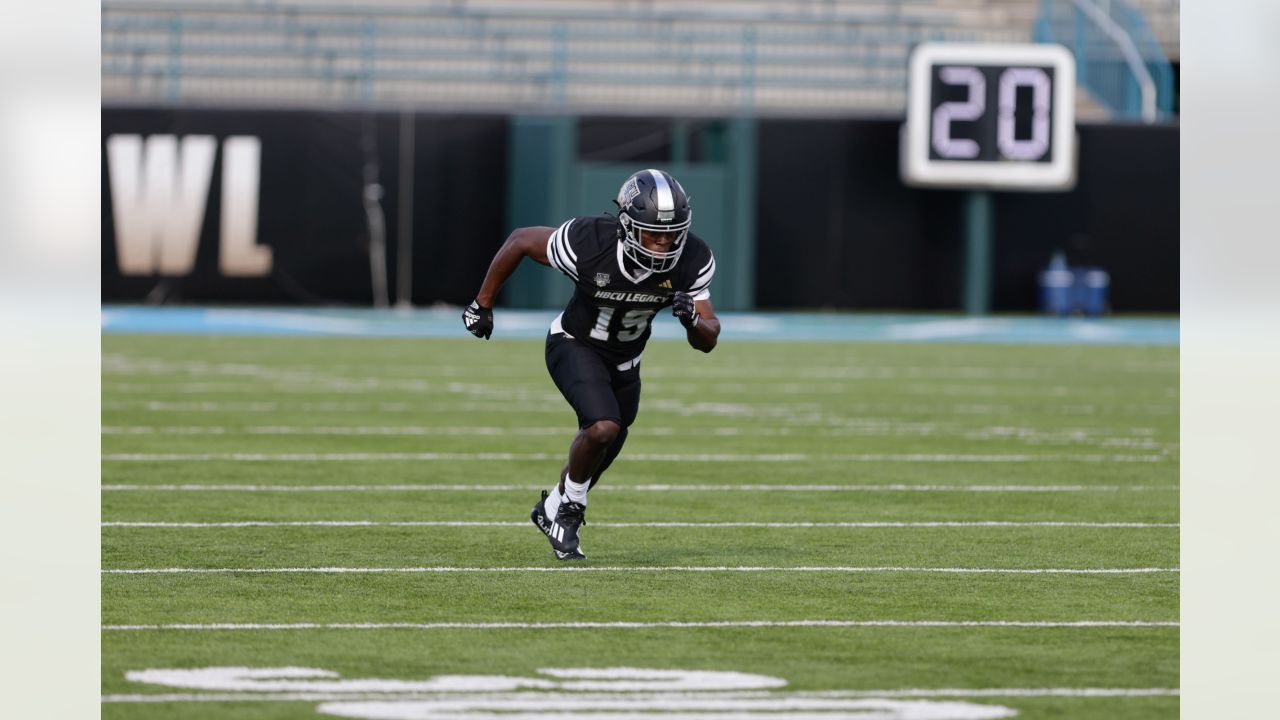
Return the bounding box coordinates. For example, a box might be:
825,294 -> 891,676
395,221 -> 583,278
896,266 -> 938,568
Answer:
659,279 -> 672,289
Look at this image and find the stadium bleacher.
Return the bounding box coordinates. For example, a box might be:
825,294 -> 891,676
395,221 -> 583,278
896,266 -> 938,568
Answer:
102,0 -> 1062,115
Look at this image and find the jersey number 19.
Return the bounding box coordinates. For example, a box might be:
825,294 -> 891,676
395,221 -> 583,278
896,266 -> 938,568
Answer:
590,308 -> 657,342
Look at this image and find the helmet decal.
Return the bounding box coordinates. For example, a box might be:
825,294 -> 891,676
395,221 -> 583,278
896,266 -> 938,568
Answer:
619,177 -> 641,209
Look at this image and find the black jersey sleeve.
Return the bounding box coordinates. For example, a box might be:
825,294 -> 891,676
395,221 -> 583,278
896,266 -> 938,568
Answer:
683,238 -> 716,301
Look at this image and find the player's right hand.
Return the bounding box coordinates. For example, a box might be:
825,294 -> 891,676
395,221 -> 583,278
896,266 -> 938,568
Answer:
462,300 -> 494,339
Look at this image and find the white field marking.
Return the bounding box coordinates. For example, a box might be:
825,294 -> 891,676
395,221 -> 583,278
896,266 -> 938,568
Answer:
100,483 -> 1179,493
100,424 -> 1175,448
830,403 -> 1177,417
100,688 -> 1179,703
108,355 -> 1174,380
114,692 -> 1020,719
106,381 -> 888,397
101,566 -> 1179,576
628,382 -> 1085,397
101,400 -> 575,415
123,666 -> 784,693
321,696 -> 1016,719
97,355 -> 1166,398
102,692 -> 802,704
103,354 -> 495,395
644,365 -> 1060,380
103,382 -> 564,402
103,401 -> 420,413
100,451 -> 1172,463
111,376 -> 1097,399
102,425 -> 562,437
102,619 -> 1179,630
898,383 -> 1109,399
102,358 -> 351,386
100,520 -> 1179,529
112,356 -> 1148,382
100,666 -> 1169,718
99,367 -> 1045,390
103,401 -> 282,412
102,398 -> 1178,417
103,424 -> 866,436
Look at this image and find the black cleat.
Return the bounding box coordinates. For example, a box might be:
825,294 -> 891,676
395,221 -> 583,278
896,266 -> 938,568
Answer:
530,491 -> 588,560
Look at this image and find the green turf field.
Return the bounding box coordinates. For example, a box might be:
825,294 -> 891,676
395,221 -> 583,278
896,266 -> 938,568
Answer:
102,334 -> 1179,719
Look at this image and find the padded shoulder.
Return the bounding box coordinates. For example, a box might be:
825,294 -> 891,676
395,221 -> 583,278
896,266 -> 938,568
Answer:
546,215 -> 617,281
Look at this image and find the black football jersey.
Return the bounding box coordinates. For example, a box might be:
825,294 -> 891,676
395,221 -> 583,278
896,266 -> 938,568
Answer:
546,215 -> 715,364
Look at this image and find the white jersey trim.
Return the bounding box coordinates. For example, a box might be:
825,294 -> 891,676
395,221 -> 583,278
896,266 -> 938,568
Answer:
547,220 -> 579,281
687,253 -> 716,300
548,312 -> 575,339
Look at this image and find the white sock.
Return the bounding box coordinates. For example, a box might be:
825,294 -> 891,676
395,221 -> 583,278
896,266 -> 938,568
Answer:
544,481 -> 564,520
564,473 -> 589,505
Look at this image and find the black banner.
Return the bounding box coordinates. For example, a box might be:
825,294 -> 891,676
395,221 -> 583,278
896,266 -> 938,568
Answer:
754,119 -> 1178,312
102,109 -> 508,305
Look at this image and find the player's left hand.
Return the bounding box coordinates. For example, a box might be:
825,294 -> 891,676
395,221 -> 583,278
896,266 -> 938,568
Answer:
671,291 -> 700,329
462,300 -> 494,339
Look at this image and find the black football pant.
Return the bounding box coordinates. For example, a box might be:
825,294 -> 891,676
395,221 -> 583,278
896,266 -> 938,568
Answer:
545,332 -> 641,486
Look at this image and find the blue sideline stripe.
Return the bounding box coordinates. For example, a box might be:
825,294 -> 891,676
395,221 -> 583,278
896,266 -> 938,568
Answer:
102,306 -> 1178,345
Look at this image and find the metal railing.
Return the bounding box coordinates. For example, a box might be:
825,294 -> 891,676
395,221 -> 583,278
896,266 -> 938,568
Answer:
102,1 -> 1029,115
1127,0 -> 1179,59
1035,0 -> 1174,121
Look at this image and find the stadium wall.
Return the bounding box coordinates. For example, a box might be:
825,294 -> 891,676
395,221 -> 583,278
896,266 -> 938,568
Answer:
753,119 -> 1179,312
101,109 -> 1178,312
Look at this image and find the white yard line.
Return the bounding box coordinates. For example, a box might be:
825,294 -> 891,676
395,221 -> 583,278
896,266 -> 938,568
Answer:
100,520 -> 1179,529
103,425 -> 568,436
104,379 -> 1168,399
101,483 -> 1179,493
102,566 -> 1179,575
100,425 -> 1176,448
102,400 -> 570,414
101,619 -> 1177,630
100,687 -> 1179,702
100,452 -> 1173,463
102,399 -> 1178,416
103,355 -> 1175,379
100,358 -> 1062,380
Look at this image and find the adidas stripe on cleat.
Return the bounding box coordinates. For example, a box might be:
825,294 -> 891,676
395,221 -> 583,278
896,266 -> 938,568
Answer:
552,500 -> 587,552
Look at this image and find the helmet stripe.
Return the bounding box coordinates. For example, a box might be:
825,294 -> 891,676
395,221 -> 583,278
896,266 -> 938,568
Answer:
647,169 -> 675,212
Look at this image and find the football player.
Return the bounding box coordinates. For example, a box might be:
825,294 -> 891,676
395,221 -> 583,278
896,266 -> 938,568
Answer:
462,169 -> 720,561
